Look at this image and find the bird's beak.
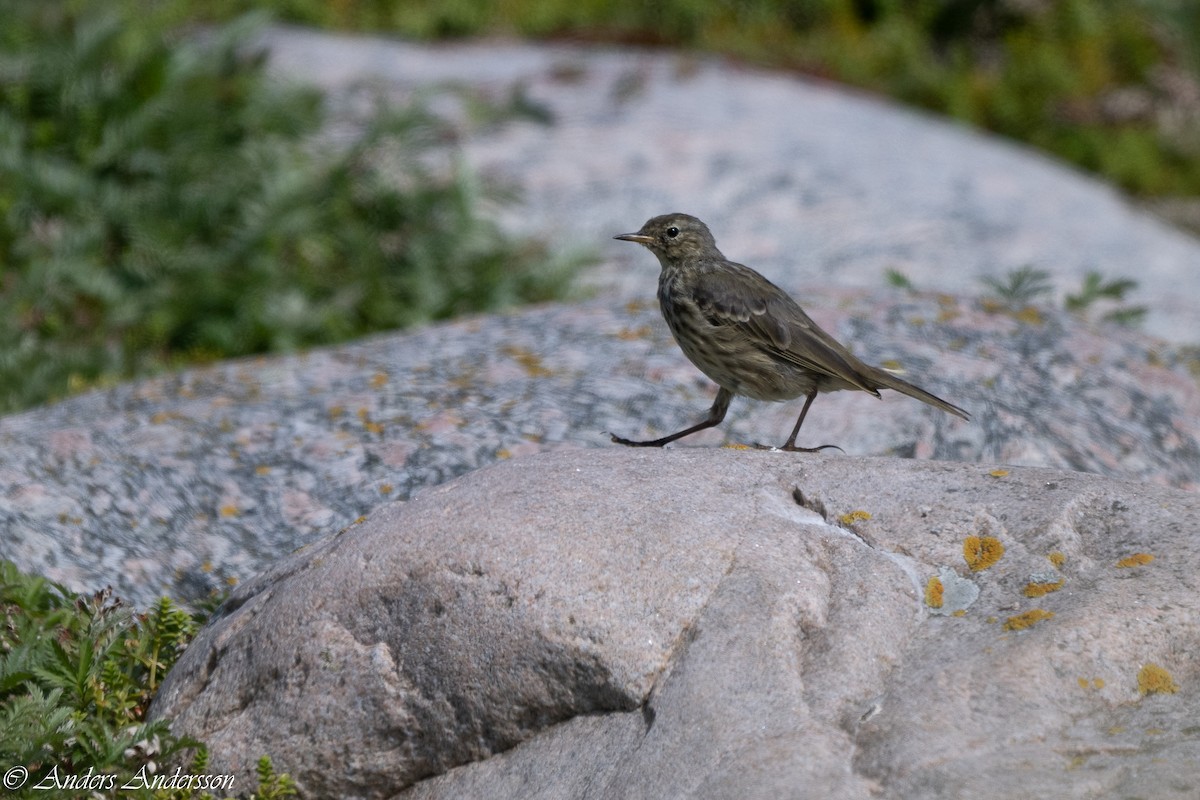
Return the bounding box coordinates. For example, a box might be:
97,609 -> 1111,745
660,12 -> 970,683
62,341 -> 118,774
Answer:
614,233 -> 654,245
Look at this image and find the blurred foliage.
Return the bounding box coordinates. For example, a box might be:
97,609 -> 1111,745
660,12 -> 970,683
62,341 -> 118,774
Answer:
0,1 -> 583,414
201,0 -> 1200,198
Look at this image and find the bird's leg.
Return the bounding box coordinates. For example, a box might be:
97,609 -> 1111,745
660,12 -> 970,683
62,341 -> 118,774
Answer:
778,389 -> 842,453
611,387 -> 733,448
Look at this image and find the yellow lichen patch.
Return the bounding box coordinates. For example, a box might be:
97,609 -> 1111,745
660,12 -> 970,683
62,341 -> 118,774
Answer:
1048,551 -> 1067,568
255,465 -> 271,476
1116,553 -> 1154,568
357,408 -> 384,434
379,483 -> 393,495
219,504 -> 239,518
496,449 -> 512,460
370,371 -> 389,389
328,405 -> 346,420
616,325 -> 653,340
1107,726 -> 1125,735
964,535 -> 1005,571
951,609 -> 967,617
839,510 -> 872,525
989,468 -> 1010,478
1002,609 -> 1054,631
225,576 -> 238,586
722,443 -> 752,450
1013,306 -> 1045,325
924,576 -> 944,609
1023,579 -> 1065,598
502,345 -> 553,377
1138,664 -> 1179,696
1077,677 -> 1105,690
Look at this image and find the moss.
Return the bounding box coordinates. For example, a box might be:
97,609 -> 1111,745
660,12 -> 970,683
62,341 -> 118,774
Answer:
925,576 -> 944,608
1138,663 -> 1179,695
1116,553 -> 1154,568
1002,608 -> 1054,631
964,535 -> 1005,571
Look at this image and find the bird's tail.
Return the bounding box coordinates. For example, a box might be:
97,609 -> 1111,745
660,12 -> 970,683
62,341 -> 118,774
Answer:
869,367 -> 970,421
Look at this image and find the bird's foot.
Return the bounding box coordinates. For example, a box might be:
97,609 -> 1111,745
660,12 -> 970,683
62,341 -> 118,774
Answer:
609,433 -> 666,448
754,442 -> 844,453
783,442 -> 844,453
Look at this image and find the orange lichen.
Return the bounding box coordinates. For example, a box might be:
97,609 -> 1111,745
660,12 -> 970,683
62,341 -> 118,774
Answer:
1048,552 -> 1067,568
502,345 -> 553,377
989,468 -> 1010,478
370,371 -> 389,389
839,510 -> 872,525
1116,553 -> 1154,568
1137,664 -> 1179,696
616,325 -> 653,340
1023,579 -> 1065,598
219,504 -> 239,518
964,535 -> 1005,571
1002,609 -> 1054,631
925,577 -> 944,609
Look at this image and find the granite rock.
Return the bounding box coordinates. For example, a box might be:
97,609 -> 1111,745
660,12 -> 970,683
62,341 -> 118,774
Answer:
2,294 -> 1197,606
151,448 -> 1200,799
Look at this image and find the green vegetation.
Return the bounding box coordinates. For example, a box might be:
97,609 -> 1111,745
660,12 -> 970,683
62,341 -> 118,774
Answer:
0,560 -> 292,799
981,265 -> 1055,306
197,0 -> 1200,199
0,2 -> 583,414
975,265 -> 1146,325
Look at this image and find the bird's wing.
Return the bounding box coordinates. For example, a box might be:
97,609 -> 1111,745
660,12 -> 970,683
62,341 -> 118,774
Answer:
690,262 -> 881,395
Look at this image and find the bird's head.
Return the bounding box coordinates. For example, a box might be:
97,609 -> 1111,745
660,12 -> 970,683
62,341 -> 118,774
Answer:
615,213 -> 721,265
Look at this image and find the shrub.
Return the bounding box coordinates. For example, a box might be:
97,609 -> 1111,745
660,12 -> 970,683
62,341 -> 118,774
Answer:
0,2 -> 582,413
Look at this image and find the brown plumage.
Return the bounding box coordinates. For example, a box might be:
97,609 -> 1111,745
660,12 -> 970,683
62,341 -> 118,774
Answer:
612,213 -> 968,451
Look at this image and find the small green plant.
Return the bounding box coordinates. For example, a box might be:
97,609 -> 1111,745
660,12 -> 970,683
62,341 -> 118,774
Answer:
980,266 -> 1145,327
0,560 -> 294,799
980,266 -> 1054,307
1065,271 -> 1147,326
884,268 -> 915,291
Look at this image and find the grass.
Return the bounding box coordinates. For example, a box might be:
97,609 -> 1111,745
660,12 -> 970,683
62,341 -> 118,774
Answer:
0,560 -> 294,799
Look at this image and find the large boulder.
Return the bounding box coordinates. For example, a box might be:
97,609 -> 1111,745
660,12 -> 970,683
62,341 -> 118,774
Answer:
152,448 -> 1199,799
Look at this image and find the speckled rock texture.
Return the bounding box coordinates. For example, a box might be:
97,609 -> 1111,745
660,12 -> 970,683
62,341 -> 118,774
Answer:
151,448 -> 1199,800
2,32 -> 1199,608
3,293 -> 1197,606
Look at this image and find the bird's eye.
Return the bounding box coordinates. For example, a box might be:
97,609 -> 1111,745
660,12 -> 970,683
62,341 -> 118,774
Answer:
666,227 -> 679,238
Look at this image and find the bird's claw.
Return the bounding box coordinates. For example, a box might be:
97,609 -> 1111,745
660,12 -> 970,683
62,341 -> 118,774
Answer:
753,442 -> 844,454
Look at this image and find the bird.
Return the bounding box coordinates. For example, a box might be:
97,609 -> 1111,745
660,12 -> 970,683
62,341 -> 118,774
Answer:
610,213 -> 969,451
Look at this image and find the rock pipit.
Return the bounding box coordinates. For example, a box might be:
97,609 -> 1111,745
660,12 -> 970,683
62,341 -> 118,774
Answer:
612,213 -> 968,451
